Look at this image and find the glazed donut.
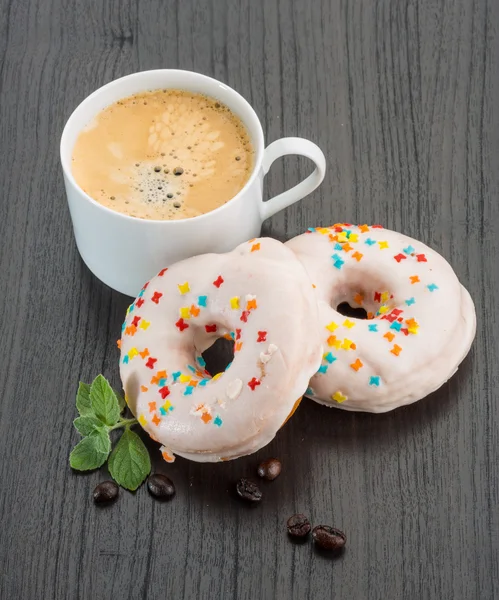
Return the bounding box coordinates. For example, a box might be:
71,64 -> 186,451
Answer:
119,238 -> 323,462
286,224 -> 476,412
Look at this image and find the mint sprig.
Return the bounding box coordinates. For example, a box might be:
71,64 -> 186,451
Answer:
69,375 -> 151,491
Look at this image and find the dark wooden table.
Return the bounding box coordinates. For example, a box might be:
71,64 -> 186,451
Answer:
1,1 -> 497,598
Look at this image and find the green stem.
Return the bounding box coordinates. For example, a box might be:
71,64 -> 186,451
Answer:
109,417 -> 138,432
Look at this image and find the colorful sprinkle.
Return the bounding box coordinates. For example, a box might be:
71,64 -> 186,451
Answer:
350,358 -> 363,371
213,415 -> 223,427
213,275 -> 224,288
326,321 -> 338,332
184,386 -> 194,396
410,275 -> 420,284
365,238 -> 376,246
369,376 -> 381,386
190,305 -> 200,317
332,391 -> 347,403
394,253 -> 406,263
318,365 -> 328,374
405,297 -> 416,306
198,295 -> 207,307
240,310 -> 250,323
159,386 -> 170,399
151,292 -> 163,304
248,377 -> 261,391
205,324 -> 217,333
251,243 -> 261,252
139,348 -> 150,359
323,352 -> 337,364
230,296 -> 240,309
416,254 -> 427,262
343,319 -> 355,329
136,298 -> 144,308
176,318 -> 189,332
201,412 -> 212,424
368,324 -> 378,332
257,331 -> 267,342
138,415 -> 147,427
178,282 -> 190,294
146,357 -> 157,369
391,344 -> 402,356
427,283 -> 439,292
384,331 -> 395,342
352,251 -> 363,261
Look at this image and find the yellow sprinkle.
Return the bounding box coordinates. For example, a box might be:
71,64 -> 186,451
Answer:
139,320 -> 150,330
381,291 -> 390,302
212,372 -> 223,381
378,241 -> 389,249
348,233 -> 359,243
179,374 -> 190,383
124,394 -> 129,406
408,326 -> 419,335
317,227 -> 330,234
179,307 -> 191,319
326,321 -> 338,332
341,338 -> 354,350
327,335 -> 341,349
138,414 -> 147,427
178,282 -> 190,294
343,319 -> 355,329
378,305 -> 389,314
230,296 -> 240,309
162,400 -> 172,412
337,232 -> 348,242
332,391 -> 348,403
128,347 -> 138,359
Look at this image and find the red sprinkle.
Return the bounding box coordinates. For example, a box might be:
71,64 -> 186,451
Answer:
394,253 -> 406,263
136,298 -> 145,308
176,318 -> 189,332
213,275 -> 224,288
240,311 -> 250,323
132,316 -> 141,327
235,328 -> 242,340
158,267 -> 168,276
257,331 -> 267,342
159,386 -> 170,399
151,292 -> 163,304
416,254 -> 427,262
146,357 -> 157,369
205,324 -> 217,333
248,377 -> 261,391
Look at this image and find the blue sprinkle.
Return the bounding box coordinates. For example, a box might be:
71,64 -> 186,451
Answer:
159,407 -> 167,416
324,352 -> 337,364
334,243 -> 343,251
368,324 -> 378,332
172,371 -> 181,382
123,355 -> 129,364
365,238 -> 376,246
225,361 -> 233,371
213,415 -> 223,427
128,304 -> 134,313
138,289 -> 145,297
158,378 -> 167,387
197,356 -> 207,367
198,295 -> 207,307
390,322 -> 402,331
405,297 -> 416,306
187,365 -> 196,373
230,331 -> 235,340
121,322 -> 126,332
305,387 -> 314,396
198,379 -> 208,387
344,230 -> 352,238
369,376 -> 381,386
318,365 -> 328,374
427,283 -> 439,292
308,227 -> 316,232
184,386 -> 194,396
403,245 -> 415,254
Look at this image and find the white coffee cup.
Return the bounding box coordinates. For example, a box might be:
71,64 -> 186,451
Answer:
60,69 -> 326,297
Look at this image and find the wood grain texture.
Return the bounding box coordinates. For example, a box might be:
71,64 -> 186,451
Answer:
0,0 -> 498,598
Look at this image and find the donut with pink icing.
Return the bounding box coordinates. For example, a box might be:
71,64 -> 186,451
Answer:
119,238 -> 323,462
286,224 -> 476,412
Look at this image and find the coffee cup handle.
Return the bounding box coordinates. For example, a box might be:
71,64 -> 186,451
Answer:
260,137 -> 326,221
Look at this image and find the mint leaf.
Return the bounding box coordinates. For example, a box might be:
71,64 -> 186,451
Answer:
69,429 -> 111,471
76,382 -> 93,416
116,392 -> 126,413
108,428 -> 151,491
90,375 -> 120,426
73,415 -> 104,436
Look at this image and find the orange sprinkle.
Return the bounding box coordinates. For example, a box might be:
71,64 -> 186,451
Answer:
342,242 -> 353,252
139,348 -> 150,359
235,341 -> 243,352
148,401 -> 157,413
140,385 -> 148,392
116,339 -> 121,349
350,358 -> 364,371
359,224 -> 370,233
247,299 -> 258,310
201,412 -> 212,424
384,331 -> 395,342
162,450 -> 175,463
351,343 -> 357,350
352,251 -> 363,262
190,304 -> 200,317
405,318 -> 419,328
251,243 -> 261,252
152,414 -> 161,426
410,275 -> 420,284
353,293 -> 363,305
189,380 -> 198,387
367,312 -> 374,319
125,325 -> 137,336
391,344 -> 402,356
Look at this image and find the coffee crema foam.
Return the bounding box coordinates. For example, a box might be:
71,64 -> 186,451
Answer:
71,89 -> 254,220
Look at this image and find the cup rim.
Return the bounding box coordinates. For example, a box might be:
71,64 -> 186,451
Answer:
60,69 -> 265,225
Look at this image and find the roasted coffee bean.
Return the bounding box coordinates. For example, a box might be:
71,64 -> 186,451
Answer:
236,478 -> 262,502
287,514 -> 311,538
257,458 -> 282,481
312,525 -> 346,551
93,481 -> 119,504
147,474 -> 176,500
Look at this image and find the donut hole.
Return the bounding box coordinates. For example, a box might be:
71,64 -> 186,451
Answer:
201,337 -> 235,377
336,302 -> 368,320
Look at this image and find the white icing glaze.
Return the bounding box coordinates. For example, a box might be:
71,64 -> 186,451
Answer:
119,238 -> 323,461
286,224 -> 476,412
